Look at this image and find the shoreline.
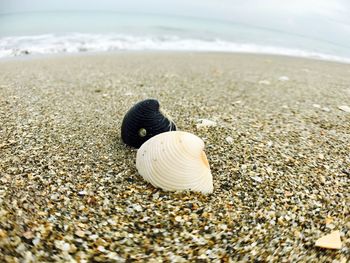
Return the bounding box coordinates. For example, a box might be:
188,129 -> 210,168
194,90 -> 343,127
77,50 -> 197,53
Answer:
1,50 -> 350,66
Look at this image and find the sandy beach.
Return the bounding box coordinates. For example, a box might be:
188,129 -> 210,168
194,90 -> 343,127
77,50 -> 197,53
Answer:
0,52 -> 349,262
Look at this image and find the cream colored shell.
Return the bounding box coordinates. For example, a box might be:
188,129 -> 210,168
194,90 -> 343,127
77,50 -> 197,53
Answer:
136,131 -> 213,194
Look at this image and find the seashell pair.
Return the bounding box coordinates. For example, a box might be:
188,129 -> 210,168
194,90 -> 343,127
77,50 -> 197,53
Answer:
121,99 -> 176,148
121,99 -> 213,194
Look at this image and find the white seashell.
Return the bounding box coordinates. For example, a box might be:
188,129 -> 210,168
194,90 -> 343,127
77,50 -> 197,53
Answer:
196,119 -> 217,128
136,131 -> 213,194
338,105 -> 350,113
278,76 -> 289,81
225,136 -> 234,144
258,80 -> 270,85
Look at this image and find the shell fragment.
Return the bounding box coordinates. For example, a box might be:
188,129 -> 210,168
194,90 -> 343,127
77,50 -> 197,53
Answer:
338,105 -> 350,113
196,119 -> 217,128
315,231 -> 342,250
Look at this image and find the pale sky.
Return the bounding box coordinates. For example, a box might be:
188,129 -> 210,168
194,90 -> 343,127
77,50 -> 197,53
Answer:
1,0 -> 349,47
1,0 -> 349,20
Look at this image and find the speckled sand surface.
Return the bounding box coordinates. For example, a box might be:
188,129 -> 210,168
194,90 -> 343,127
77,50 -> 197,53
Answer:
0,53 -> 349,262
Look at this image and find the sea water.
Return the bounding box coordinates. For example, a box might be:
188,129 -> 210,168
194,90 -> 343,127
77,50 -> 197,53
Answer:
1,11 -> 350,63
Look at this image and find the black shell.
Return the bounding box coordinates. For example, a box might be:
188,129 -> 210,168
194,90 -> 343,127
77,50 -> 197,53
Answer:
121,99 -> 176,148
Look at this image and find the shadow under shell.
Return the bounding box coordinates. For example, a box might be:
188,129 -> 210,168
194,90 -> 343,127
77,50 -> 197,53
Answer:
121,99 -> 176,148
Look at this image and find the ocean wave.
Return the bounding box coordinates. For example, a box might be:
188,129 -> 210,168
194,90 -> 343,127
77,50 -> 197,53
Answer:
1,33 -> 350,63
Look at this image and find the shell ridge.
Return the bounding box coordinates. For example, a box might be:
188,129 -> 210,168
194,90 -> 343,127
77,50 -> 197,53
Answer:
147,133 -> 188,189
147,132 -> 210,189
159,133 -> 199,182
142,132 -> 190,189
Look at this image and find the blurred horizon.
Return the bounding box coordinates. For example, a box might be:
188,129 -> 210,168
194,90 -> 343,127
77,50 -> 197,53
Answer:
0,0 -> 349,62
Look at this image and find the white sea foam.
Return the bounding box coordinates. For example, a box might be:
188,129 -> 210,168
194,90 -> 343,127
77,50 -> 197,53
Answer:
1,33 -> 350,63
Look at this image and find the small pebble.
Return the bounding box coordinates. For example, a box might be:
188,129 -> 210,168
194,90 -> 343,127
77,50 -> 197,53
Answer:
278,76 -> 289,81
97,246 -> 106,252
175,216 -> 182,222
338,105 -> 350,112
75,230 -> 85,238
251,176 -> 263,183
258,80 -> 271,85
225,136 -> 234,144
78,190 -> 88,196
196,119 -> 217,128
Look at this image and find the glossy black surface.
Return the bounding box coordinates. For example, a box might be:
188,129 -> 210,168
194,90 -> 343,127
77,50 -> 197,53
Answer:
121,99 -> 176,148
